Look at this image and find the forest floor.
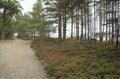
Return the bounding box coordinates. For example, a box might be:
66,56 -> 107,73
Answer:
0,39 -> 47,79
31,37 -> 120,79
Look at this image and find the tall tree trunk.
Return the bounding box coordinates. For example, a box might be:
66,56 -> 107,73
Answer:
94,0 -> 96,41
87,9 -> 90,40
108,12 -> 111,42
58,0 -> 62,45
63,7 -> 67,39
84,8 -> 87,40
76,7 -> 79,40
80,9 -> 83,40
1,9 -> 6,40
99,0 -> 103,42
71,12 -> 74,38
105,1 -> 108,41
114,0 -> 119,52
111,1 -> 115,43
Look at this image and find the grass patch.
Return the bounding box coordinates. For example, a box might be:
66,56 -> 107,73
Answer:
31,37 -> 120,79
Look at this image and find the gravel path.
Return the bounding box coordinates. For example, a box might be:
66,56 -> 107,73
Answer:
0,39 -> 47,79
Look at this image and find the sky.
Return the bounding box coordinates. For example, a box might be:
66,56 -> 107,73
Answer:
19,0 -> 37,13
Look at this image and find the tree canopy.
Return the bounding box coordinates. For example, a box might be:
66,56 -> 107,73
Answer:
0,0 -> 21,39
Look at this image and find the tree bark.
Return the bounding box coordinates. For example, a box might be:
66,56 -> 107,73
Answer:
80,9 -> 83,40
58,0 -> 62,46
1,9 -> 6,40
111,1 -> 115,43
76,7 -> 79,40
63,7 -> 67,39
71,12 -> 74,38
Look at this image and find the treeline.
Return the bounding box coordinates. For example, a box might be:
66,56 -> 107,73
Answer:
2,0 -> 119,43
0,0 -> 119,50
17,0 -> 120,41
42,0 -> 120,50
17,0 -> 55,38
0,0 -> 21,39
44,0 -> 119,40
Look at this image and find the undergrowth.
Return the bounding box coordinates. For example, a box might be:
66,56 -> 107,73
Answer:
31,37 -> 120,79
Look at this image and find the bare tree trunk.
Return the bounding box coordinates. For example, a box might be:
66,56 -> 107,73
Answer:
76,7 -> 79,40
58,0 -> 62,46
105,1 -> 108,41
63,7 -> 67,39
93,0 -> 96,43
99,0 -> 103,42
111,1 -> 115,43
114,0 -> 119,52
84,2 -> 87,40
1,9 -> 6,40
84,13 -> 87,40
71,12 -> 74,38
109,12 -> 111,42
80,9 -> 83,40
87,10 -> 90,40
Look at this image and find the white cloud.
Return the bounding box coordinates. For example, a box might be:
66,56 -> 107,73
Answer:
19,0 -> 37,13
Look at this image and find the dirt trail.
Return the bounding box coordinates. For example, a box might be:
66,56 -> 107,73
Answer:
0,39 -> 47,79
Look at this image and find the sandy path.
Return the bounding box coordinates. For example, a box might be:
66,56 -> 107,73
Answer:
0,39 -> 47,79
